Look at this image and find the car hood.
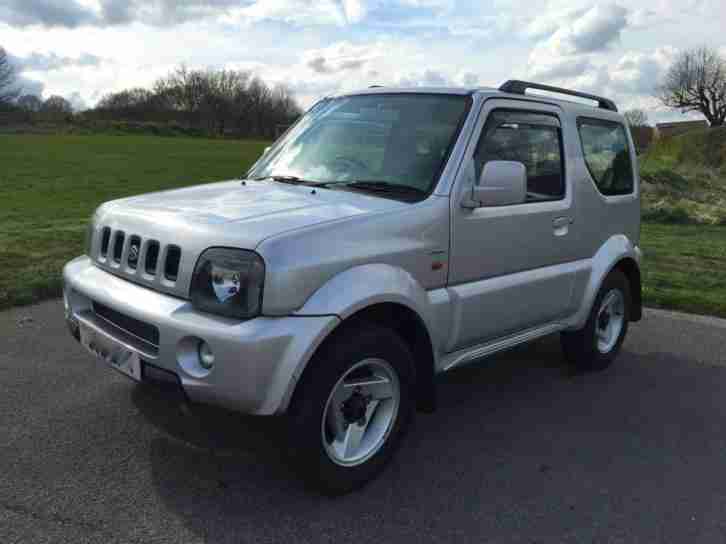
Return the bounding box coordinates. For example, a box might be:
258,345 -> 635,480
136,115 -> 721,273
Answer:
97,179 -> 406,249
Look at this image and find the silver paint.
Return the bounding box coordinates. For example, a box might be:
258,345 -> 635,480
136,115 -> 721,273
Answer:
64,85 -> 641,416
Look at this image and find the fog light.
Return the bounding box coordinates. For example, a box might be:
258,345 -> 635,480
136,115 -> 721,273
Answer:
198,341 -> 215,369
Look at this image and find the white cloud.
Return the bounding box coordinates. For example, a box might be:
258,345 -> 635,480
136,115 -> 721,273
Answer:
16,75 -> 44,96
303,41 -> 380,74
340,0 -> 366,23
67,90 -> 88,111
529,2 -> 627,65
11,51 -> 103,72
525,3 -> 630,95
0,0 -> 97,28
231,0 -> 345,26
609,47 -> 677,95
524,6 -> 587,39
0,0 -> 724,124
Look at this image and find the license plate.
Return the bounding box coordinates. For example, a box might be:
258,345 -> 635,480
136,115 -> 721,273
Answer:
79,322 -> 142,381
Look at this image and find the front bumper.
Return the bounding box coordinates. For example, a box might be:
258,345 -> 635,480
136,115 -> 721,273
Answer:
63,256 -> 339,415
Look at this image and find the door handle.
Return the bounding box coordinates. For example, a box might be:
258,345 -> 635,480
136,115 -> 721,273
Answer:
553,216 -> 572,236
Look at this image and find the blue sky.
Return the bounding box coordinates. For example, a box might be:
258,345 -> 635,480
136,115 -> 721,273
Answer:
2,0 -> 725,122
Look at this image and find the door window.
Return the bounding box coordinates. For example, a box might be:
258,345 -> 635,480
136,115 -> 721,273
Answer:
473,109 -> 565,202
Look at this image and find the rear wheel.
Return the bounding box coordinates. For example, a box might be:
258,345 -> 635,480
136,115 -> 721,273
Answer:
288,324 -> 415,495
561,270 -> 631,372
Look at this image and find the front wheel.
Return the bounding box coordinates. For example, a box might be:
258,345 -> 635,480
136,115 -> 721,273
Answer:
287,324 -> 415,495
561,269 -> 631,372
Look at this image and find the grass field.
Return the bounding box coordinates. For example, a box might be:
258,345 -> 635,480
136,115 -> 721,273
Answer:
641,223 -> 726,318
1,133 -> 725,317
0,134 -> 268,309
640,127 -> 726,225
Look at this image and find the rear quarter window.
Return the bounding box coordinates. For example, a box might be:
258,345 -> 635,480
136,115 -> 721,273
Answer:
577,118 -> 634,196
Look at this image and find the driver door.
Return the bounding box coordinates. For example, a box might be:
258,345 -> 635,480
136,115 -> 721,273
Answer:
446,99 -> 580,352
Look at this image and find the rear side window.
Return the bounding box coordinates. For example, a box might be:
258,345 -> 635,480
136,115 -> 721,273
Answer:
474,109 -> 565,202
577,118 -> 634,196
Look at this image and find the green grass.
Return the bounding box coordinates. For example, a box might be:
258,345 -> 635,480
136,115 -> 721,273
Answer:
642,126 -> 726,170
1,134 -> 725,318
640,127 -> 726,225
641,223 -> 726,318
0,134 -> 268,309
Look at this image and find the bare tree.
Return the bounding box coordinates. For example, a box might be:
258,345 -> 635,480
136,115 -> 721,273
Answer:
95,88 -> 167,120
88,65 -> 302,138
0,46 -> 19,106
42,95 -> 73,114
623,109 -> 649,127
658,46 -> 726,126
17,94 -> 43,112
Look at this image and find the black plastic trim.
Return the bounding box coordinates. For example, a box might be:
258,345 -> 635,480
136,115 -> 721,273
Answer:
499,80 -> 618,112
92,301 -> 160,348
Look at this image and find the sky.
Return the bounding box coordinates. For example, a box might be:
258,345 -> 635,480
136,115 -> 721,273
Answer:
1,0 -> 725,122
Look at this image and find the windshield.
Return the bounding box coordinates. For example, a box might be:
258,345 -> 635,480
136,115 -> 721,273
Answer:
248,93 -> 470,196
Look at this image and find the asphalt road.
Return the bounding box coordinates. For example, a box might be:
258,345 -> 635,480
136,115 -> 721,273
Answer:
2,300 -> 726,544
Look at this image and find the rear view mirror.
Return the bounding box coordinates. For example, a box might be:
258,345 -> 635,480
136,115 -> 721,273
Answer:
471,160 -> 527,207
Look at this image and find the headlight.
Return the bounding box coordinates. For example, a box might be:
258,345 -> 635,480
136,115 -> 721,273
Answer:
190,248 -> 265,320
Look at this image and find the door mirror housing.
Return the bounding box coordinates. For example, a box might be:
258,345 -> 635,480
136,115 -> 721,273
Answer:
471,160 -> 527,207
263,146 -> 272,155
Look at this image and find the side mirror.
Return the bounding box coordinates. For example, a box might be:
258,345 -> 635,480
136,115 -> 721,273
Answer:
471,160 -> 527,207
263,146 -> 271,155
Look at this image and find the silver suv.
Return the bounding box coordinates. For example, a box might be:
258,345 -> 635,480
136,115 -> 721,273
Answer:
63,81 -> 642,494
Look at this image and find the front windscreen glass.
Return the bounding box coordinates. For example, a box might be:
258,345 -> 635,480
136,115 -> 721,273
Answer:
248,93 -> 470,196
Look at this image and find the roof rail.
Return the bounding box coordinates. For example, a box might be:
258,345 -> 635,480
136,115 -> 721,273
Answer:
499,80 -> 618,112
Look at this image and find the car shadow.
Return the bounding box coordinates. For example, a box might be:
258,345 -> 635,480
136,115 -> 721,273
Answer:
132,334 -> 726,543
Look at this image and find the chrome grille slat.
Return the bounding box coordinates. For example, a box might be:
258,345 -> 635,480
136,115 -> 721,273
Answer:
137,239 -> 152,279
112,231 -> 125,264
120,233 -> 132,270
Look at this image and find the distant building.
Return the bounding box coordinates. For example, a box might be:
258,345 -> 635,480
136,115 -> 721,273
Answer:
655,120 -> 709,139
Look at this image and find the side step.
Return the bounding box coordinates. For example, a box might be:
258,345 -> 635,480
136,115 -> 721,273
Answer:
440,323 -> 565,372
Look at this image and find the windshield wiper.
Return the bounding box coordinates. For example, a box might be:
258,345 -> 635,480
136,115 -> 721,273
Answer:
343,181 -> 427,196
250,175 -> 324,186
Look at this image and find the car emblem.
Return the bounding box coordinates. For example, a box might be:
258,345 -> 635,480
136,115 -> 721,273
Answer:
128,244 -> 140,264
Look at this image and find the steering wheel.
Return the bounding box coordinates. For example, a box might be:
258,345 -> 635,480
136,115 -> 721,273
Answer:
328,155 -> 370,174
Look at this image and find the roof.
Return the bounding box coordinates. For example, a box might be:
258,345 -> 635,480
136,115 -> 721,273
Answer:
339,86 -> 484,96
337,85 -> 623,119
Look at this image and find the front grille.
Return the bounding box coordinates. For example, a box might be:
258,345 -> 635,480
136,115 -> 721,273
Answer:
94,227 -> 182,286
92,301 -> 160,348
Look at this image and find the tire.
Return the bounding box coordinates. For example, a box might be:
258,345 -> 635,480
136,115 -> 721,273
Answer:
561,269 -> 631,372
287,323 -> 415,495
